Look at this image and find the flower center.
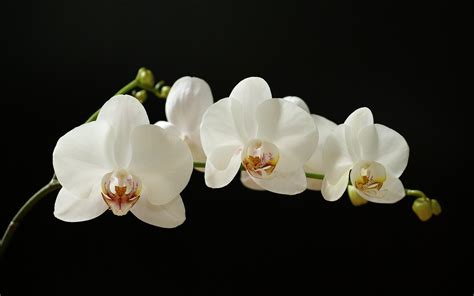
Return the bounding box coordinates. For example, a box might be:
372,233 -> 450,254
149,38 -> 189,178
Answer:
242,139 -> 280,179
101,169 -> 142,216
352,160 -> 387,196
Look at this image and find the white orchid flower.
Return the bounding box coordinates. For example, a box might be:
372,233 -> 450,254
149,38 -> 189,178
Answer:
53,95 -> 193,228
321,107 -> 409,203
240,96 -> 336,191
156,76 -> 213,171
200,77 -> 318,195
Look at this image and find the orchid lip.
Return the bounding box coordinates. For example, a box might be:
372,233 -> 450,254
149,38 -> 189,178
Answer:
352,160 -> 387,197
101,168 -> 142,216
242,139 -> 280,180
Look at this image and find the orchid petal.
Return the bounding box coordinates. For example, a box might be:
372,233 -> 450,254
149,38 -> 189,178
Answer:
97,95 -> 149,167
54,186 -> 108,222
165,76 -> 213,135
255,99 -> 318,172
53,120 -> 114,199
131,195 -> 185,228
129,125 -> 193,206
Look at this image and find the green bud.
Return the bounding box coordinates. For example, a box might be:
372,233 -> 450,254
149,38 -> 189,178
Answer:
431,199 -> 442,216
412,197 -> 432,222
347,185 -> 368,206
154,80 -> 165,90
160,85 -> 171,98
136,67 -> 155,88
134,90 -> 148,103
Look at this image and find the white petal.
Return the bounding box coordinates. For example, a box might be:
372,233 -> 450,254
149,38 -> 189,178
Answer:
240,171 -> 265,191
358,124 -> 409,178
157,121 -> 207,166
229,77 -> 272,138
53,120 -> 115,199
229,77 -> 272,106
321,170 -> 350,201
306,178 -> 323,191
283,96 -> 310,113
356,175 -> 406,204
251,168 -> 307,195
305,114 -> 337,173
200,98 -> 244,155
97,95 -> 150,167
204,145 -> 242,188
131,195 -> 185,228
344,107 -> 374,136
54,186 -> 108,222
165,77 -> 213,135
128,125 -> 193,205
155,121 -> 181,138
322,124 -> 355,184
255,99 -> 318,172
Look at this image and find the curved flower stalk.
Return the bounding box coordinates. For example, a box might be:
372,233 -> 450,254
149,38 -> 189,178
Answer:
53,95 -> 193,228
240,96 -> 337,192
156,76 -> 213,171
321,107 -> 409,203
200,77 -> 318,195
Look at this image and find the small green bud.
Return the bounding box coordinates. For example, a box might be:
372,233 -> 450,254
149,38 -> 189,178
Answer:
431,199 -> 442,216
136,67 -> 155,88
160,85 -> 171,98
134,90 -> 148,103
347,185 -> 368,206
412,197 -> 432,222
154,80 -> 165,90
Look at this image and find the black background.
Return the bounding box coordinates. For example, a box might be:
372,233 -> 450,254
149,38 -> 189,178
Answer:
0,0 -> 472,295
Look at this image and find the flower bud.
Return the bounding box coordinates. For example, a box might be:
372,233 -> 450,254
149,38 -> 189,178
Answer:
347,185 -> 368,206
134,90 -> 148,103
160,85 -> 171,98
431,199 -> 442,216
412,197 -> 432,221
136,67 -> 155,88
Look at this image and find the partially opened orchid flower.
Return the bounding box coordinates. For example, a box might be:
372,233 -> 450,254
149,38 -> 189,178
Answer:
53,95 -> 193,228
156,76 -> 213,169
200,77 -> 318,195
321,107 -> 409,203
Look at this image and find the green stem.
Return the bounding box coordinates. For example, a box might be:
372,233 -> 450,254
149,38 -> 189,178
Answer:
305,172 -> 325,180
137,82 -> 168,99
193,162 -> 326,180
405,189 -> 426,198
0,177 -> 61,259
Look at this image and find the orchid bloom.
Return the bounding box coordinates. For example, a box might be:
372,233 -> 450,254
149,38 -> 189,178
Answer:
321,107 -> 409,203
53,95 -> 193,228
240,96 -> 336,191
156,76 -> 213,169
200,77 -> 318,195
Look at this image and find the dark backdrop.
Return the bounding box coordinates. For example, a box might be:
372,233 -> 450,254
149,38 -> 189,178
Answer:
0,0 -> 471,295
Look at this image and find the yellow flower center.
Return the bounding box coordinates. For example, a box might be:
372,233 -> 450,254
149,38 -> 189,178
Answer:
242,139 -> 280,179
101,169 -> 142,216
353,161 -> 386,196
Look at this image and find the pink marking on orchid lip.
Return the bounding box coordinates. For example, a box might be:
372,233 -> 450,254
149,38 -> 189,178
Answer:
101,169 -> 142,216
242,139 -> 280,180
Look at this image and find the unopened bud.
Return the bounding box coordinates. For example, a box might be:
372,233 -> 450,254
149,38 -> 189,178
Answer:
412,197 -> 432,222
136,67 -> 155,88
160,85 -> 171,98
431,199 -> 442,216
347,185 -> 368,206
134,90 -> 148,103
